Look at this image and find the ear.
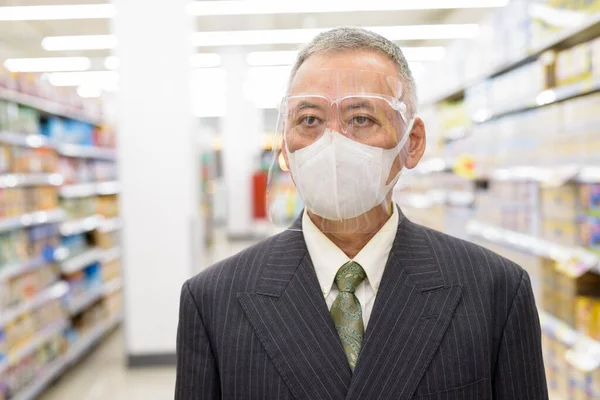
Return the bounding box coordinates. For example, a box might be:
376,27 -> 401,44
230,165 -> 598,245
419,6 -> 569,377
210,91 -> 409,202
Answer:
405,117 -> 426,169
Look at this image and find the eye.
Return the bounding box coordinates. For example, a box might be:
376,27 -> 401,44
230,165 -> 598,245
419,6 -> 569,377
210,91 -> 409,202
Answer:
350,116 -> 373,127
300,116 -> 321,126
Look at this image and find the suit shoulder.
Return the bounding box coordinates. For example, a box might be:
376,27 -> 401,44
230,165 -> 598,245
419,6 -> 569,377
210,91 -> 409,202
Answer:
417,222 -> 525,287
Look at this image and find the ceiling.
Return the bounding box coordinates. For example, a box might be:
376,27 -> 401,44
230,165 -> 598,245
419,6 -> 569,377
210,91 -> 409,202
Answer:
0,1 -> 497,60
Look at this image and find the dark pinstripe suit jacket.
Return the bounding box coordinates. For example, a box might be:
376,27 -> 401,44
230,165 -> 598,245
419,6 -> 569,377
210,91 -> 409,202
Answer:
176,212 -> 548,399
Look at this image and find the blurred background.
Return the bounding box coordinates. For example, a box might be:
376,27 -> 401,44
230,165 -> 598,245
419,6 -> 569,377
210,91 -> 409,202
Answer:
0,0 -> 599,399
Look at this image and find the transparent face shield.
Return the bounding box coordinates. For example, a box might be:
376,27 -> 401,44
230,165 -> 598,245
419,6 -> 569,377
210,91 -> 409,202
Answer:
267,69 -> 413,233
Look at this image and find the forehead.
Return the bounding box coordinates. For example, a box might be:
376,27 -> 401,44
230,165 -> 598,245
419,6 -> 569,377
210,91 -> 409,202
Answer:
289,50 -> 402,97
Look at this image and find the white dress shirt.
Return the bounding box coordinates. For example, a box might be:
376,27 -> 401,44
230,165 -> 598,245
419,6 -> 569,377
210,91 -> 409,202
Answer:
302,207 -> 399,328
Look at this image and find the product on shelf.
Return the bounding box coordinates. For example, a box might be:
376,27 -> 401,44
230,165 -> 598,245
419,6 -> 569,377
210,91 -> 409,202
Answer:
0,101 -> 40,135
94,229 -> 120,250
0,186 -> 59,218
60,197 -> 96,220
9,147 -> 58,174
575,296 -> 600,341
102,259 -> 121,283
42,117 -> 95,146
530,0 -> 600,51
60,233 -> 89,256
58,158 -> 117,185
64,263 -> 102,303
96,195 -> 119,218
0,264 -> 60,309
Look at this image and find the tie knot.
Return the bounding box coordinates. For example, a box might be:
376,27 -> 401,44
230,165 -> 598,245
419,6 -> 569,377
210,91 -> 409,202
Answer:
335,262 -> 366,294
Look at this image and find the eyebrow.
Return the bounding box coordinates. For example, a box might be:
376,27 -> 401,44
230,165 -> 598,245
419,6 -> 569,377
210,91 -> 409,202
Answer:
343,101 -> 375,112
296,101 -> 325,111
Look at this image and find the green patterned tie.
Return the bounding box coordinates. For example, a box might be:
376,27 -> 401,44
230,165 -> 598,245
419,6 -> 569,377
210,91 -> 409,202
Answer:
330,261 -> 367,371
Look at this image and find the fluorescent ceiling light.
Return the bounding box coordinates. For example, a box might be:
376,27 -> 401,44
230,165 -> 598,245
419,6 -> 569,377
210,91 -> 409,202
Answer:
0,4 -> 115,21
46,71 -> 119,87
4,57 -> 90,73
103,54 -> 221,70
191,53 -> 222,68
188,0 -> 509,16
194,25 -> 478,46
42,35 -> 117,51
247,48 -> 443,67
45,26 -> 474,51
247,51 -> 298,66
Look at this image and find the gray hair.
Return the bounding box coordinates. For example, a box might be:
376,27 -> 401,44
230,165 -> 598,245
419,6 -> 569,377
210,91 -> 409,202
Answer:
289,27 -> 418,118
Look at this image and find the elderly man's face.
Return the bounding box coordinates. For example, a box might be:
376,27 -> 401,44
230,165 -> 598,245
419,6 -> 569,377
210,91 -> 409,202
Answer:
285,50 -> 413,183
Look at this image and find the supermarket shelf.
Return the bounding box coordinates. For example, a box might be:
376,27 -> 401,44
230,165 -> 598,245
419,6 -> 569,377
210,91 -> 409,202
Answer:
488,165 -> 597,186
540,311 -> 600,372
97,217 -> 122,233
396,190 -> 474,209
0,318 -> 69,376
539,310 -> 580,348
96,180 -> 120,195
422,12 -> 600,106
102,246 -> 121,263
60,247 -> 103,275
0,257 -> 47,282
0,281 -> 69,326
0,87 -> 103,126
67,278 -> 122,315
0,173 -> 64,189
475,77 -> 600,125
56,143 -> 116,161
0,132 -> 52,149
59,182 -> 96,198
466,220 -> 600,276
12,313 -> 122,400
0,208 -> 66,233
59,215 -> 101,236
60,181 -> 120,199
103,277 -> 123,296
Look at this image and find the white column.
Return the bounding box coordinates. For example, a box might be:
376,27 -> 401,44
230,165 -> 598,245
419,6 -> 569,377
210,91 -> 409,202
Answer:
220,50 -> 264,239
112,0 -> 199,363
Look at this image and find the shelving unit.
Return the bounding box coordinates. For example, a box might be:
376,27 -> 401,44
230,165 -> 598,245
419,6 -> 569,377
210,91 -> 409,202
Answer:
466,220 -> 600,275
0,87 -> 103,126
55,144 -> 116,161
0,209 -> 66,233
67,278 -> 122,316
0,87 -> 122,399
60,181 -> 120,199
422,13 -> 600,106
403,6 -> 600,399
0,281 -> 69,326
0,257 -> 47,282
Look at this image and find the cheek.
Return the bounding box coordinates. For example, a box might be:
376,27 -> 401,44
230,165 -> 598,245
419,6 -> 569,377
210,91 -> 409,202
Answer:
385,155 -> 402,185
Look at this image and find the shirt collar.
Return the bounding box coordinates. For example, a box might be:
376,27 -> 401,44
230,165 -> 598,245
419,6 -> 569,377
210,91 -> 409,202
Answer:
302,206 -> 399,296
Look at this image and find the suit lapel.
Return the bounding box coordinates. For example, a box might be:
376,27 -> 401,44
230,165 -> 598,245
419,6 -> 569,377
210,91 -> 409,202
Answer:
238,217 -> 352,400
346,216 -> 463,400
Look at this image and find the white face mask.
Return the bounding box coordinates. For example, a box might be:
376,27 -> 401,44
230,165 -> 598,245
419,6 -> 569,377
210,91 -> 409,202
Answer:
286,120 -> 413,220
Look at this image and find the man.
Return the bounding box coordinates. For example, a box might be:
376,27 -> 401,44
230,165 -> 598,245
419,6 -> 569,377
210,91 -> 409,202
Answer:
176,27 -> 548,400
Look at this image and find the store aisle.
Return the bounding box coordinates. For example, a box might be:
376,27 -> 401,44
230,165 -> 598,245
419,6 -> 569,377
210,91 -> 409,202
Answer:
39,328 -> 175,400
